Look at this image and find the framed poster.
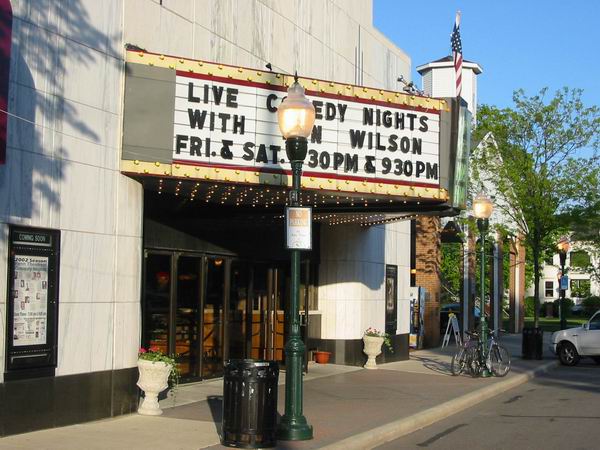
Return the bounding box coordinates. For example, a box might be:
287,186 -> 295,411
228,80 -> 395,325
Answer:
5,226 -> 60,380
385,265 -> 398,335
285,207 -> 312,251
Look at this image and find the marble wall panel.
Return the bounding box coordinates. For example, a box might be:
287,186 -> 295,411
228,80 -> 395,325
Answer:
161,0 -> 194,19
58,98 -> 120,151
91,234 -> 116,303
330,5 -> 358,64
113,302 -> 141,370
8,83 -> 57,157
90,302 -> 114,372
12,19 -> 61,95
115,236 -> 142,303
10,0 -> 62,34
58,163 -> 116,235
124,0 -> 162,52
57,302 -> 93,376
159,6 -> 194,57
63,0 -> 123,59
60,230 -> 94,303
116,175 -> 144,238
61,37 -> 122,115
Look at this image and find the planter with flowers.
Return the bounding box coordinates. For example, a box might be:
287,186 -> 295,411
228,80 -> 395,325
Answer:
137,347 -> 180,416
362,328 -> 393,369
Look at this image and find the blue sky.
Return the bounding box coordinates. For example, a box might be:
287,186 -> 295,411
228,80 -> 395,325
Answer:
373,0 -> 600,109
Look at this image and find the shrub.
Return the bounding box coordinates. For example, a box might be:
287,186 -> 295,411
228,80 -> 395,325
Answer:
552,298 -> 574,317
524,296 -> 536,317
582,296 -> 600,316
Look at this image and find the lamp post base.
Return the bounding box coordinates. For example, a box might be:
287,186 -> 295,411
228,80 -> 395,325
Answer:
277,417 -> 313,441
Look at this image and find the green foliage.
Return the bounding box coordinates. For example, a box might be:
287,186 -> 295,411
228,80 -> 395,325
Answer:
473,87 -> 600,327
524,296 -> 536,317
552,298 -> 574,317
570,279 -> 591,298
440,243 -> 462,304
364,327 -> 393,353
570,251 -> 591,268
138,347 -> 181,394
582,296 -> 600,315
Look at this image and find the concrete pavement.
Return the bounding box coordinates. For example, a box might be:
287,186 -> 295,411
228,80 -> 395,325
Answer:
0,333 -> 558,450
375,358 -> 600,449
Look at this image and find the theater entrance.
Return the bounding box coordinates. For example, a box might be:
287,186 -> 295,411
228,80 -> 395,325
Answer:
142,251 -> 297,381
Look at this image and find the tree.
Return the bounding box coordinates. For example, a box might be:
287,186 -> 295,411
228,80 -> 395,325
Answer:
472,87 -> 600,328
565,191 -> 600,285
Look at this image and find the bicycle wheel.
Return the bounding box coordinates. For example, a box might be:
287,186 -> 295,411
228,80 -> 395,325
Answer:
489,344 -> 511,377
466,346 -> 480,377
451,348 -> 467,376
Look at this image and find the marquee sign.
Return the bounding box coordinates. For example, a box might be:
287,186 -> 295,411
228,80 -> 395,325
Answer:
122,50 -> 450,201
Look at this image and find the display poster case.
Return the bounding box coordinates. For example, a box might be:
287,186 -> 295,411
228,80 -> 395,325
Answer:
5,226 -> 60,380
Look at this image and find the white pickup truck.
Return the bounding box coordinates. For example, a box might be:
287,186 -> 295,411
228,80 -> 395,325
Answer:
550,310 -> 600,366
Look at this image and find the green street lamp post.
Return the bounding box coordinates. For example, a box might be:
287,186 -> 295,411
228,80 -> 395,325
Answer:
276,74 -> 315,441
557,239 -> 570,330
473,192 -> 493,377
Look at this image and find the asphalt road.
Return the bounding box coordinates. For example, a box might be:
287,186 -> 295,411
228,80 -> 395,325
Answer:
376,358 -> 600,450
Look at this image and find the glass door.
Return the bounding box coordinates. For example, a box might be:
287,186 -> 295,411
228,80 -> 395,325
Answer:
143,252 -> 172,355
228,260 -> 249,359
251,264 -> 285,362
203,256 -> 225,378
176,256 -> 202,380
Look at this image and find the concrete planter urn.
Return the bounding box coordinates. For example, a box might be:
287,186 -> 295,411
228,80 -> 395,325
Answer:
137,359 -> 173,416
363,335 -> 384,369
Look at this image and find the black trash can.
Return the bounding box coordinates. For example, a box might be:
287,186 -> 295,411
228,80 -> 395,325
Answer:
222,359 -> 279,448
522,327 -> 543,360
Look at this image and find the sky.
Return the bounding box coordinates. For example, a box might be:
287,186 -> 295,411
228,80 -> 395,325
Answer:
373,0 -> 600,109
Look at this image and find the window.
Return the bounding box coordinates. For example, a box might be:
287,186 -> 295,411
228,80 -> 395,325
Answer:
544,255 -> 554,266
589,314 -> 600,331
545,281 -> 554,298
570,279 -> 591,298
570,251 -> 590,268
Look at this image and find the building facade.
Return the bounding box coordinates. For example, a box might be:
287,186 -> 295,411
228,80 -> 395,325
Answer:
0,0 -> 464,435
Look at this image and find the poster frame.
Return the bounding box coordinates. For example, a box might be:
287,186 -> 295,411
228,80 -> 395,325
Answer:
5,225 -> 60,380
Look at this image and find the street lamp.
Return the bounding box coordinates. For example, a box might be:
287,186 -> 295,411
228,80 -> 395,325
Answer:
276,74 -> 315,441
557,239 -> 570,330
473,192 -> 493,377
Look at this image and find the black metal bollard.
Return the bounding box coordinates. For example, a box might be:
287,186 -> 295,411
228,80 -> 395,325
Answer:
221,359 -> 279,449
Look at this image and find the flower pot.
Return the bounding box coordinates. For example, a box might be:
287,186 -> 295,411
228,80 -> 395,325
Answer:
363,335 -> 384,369
137,359 -> 172,416
314,351 -> 331,364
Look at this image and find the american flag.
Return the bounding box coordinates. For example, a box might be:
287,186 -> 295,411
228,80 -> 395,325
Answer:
451,11 -> 463,98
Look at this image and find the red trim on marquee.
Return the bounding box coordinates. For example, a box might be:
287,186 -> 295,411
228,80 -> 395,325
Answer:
176,70 -> 441,115
171,159 -> 440,189
128,49 -> 441,116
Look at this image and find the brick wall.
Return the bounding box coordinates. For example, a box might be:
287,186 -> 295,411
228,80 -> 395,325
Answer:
415,216 -> 441,347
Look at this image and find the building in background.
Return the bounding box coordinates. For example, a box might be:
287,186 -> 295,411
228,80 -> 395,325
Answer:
527,243 -> 599,308
0,0 -> 465,435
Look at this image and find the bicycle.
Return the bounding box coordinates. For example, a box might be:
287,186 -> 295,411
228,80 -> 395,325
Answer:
451,329 -> 511,377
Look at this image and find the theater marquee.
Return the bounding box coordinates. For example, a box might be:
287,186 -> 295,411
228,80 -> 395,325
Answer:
122,50 -> 450,201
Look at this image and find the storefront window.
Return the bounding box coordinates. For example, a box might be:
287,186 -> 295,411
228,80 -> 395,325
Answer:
143,254 -> 171,353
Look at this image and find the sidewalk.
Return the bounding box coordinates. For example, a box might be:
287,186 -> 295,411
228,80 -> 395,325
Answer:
0,333 -> 557,450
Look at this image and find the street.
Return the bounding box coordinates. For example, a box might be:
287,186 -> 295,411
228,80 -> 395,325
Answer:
376,359 -> 600,450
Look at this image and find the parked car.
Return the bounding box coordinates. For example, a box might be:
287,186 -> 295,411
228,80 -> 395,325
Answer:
440,303 -> 480,333
550,310 -> 600,366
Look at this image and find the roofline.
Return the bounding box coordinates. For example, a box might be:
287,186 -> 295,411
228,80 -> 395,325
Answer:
416,60 -> 483,75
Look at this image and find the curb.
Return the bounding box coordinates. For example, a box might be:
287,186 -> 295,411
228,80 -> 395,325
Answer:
319,360 -> 559,450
